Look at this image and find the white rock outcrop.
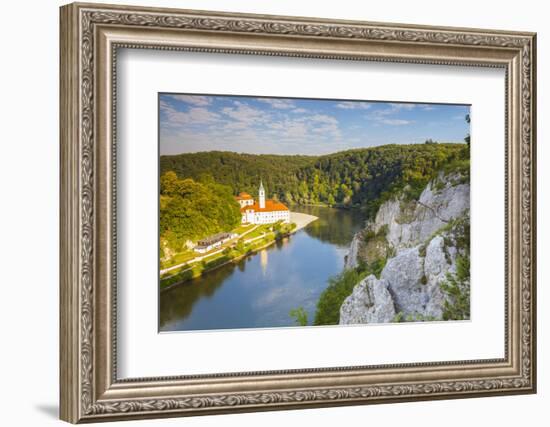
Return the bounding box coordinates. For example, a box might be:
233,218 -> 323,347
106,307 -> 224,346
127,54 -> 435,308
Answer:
374,174 -> 469,250
344,173 -> 468,270
344,232 -> 362,270
340,172 -> 469,324
340,275 -> 396,324
340,233 -> 459,324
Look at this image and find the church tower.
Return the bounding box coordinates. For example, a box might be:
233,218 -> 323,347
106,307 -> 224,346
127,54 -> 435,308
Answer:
259,180 -> 266,209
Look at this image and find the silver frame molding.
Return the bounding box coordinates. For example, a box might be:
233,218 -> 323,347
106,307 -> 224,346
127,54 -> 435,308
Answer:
60,2 -> 537,423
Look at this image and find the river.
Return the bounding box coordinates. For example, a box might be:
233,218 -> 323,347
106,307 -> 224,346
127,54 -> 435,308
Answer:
159,205 -> 365,332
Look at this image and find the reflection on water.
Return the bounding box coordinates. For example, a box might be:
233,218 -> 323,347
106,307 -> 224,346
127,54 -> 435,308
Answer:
159,205 -> 365,332
296,205 -> 366,246
260,249 -> 268,276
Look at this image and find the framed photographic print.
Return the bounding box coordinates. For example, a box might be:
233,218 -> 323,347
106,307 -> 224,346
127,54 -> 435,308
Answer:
60,2 -> 537,423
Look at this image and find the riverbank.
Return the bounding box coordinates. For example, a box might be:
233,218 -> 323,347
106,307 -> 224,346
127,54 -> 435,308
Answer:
289,202 -> 359,211
160,212 -> 319,290
289,212 -> 318,231
160,205 -> 364,331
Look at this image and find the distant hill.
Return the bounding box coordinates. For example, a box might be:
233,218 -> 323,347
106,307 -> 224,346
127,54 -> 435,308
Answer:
161,151 -> 316,201
160,143 -> 468,218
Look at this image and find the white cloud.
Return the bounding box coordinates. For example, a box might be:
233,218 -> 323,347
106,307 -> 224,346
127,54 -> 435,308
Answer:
186,108 -> 221,123
380,119 -> 414,126
305,114 -> 341,138
257,98 -> 296,109
336,101 -> 372,110
266,122 -> 285,130
365,103 -> 416,125
160,101 -> 221,126
365,110 -> 390,120
313,123 -> 341,134
259,112 -> 342,142
291,108 -> 307,114
308,114 -> 338,125
222,101 -> 270,125
166,94 -> 211,106
284,122 -> 308,138
388,103 -> 416,111
224,121 -> 250,130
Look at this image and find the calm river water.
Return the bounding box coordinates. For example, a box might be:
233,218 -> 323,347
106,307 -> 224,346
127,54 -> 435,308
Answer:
159,205 -> 365,332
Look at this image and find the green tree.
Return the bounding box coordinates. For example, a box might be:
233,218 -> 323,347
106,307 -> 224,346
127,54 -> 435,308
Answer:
160,171 -> 181,195
441,255 -> 470,320
289,307 -> 308,326
160,173 -> 242,254
235,239 -> 245,253
314,266 -> 368,325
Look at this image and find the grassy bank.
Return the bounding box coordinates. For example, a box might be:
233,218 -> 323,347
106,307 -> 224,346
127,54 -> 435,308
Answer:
160,223 -> 256,270
160,222 -> 297,289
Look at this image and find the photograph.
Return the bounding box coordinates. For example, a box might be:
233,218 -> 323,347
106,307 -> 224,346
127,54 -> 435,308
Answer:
158,94 -> 471,332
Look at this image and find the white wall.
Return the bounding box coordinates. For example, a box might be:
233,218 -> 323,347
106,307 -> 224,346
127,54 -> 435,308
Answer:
0,0 -> 546,426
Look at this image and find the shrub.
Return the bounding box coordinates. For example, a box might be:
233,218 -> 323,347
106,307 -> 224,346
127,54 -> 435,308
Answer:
392,312 -> 405,323
314,258 -> 387,326
314,266 -> 370,325
441,255 -> 470,320
289,307 -> 308,326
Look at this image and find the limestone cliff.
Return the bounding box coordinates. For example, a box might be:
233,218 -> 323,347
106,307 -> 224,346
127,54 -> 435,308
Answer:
340,172 -> 470,324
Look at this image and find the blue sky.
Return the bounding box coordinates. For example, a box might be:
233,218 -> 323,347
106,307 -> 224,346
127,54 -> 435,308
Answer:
159,94 -> 470,155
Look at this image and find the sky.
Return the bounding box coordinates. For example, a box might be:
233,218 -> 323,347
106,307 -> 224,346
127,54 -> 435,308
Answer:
159,94 -> 470,156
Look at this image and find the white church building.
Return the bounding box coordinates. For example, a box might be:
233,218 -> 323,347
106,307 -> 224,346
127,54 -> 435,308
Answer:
236,181 -> 290,225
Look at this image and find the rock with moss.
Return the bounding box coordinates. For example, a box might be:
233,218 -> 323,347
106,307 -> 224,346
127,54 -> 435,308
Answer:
339,275 -> 396,324
339,226 -> 465,324
339,171 -> 470,325
345,171 -> 468,272
344,231 -> 363,269
374,171 -> 469,251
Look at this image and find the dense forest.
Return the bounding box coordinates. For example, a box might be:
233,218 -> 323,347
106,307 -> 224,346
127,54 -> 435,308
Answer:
161,143 -> 469,219
160,171 -> 242,254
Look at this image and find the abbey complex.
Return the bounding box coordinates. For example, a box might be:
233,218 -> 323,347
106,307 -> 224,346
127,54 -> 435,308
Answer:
236,181 -> 290,225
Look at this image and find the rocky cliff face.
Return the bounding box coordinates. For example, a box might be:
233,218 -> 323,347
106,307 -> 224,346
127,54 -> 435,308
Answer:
344,232 -> 362,270
340,172 -> 469,324
374,173 -> 469,250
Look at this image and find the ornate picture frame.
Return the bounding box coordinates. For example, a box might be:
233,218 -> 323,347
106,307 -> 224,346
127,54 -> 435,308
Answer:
60,2 -> 536,423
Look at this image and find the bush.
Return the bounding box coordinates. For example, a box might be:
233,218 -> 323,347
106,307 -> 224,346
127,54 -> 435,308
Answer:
289,307 -> 308,326
368,257 -> 387,279
160,268 -> 195,289
441,255 -> 470,320
204,255 -> 230,270
314,267 -> 368,325
392,312 -> 405,323
314,259 -> 386,326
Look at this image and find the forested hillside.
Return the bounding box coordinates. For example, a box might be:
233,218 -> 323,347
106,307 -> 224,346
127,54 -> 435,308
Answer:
160,171 -> 242,255
161,143 -> 468,218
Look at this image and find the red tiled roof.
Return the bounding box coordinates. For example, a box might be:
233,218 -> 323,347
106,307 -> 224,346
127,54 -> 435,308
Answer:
240,199 -> 289,213
236,192 -> 253,200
